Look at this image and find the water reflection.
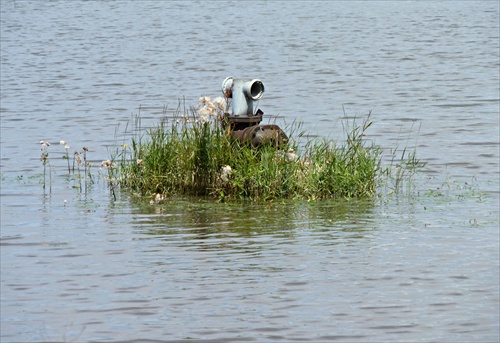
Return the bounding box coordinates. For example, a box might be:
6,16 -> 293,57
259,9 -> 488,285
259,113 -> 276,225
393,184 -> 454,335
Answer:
128,197 -> 376,251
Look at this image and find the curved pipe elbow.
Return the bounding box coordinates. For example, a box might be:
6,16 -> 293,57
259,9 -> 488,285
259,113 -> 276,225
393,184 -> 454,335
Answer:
221,77 -> 265,116
221,76 -> 234,98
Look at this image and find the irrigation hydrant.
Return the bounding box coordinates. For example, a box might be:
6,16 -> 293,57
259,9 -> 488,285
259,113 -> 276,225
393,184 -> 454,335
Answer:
221,76 -> 288,148
222,77 -> 264,118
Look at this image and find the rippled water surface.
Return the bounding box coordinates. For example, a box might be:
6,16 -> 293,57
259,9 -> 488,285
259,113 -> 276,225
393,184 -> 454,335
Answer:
1,1 -> 499,342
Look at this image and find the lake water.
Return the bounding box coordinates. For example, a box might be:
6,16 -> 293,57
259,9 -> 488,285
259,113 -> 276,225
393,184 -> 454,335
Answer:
1,0 -> 499,342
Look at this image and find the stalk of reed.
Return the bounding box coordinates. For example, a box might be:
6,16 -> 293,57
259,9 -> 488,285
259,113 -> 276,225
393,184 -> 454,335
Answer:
39,141 -> 52,193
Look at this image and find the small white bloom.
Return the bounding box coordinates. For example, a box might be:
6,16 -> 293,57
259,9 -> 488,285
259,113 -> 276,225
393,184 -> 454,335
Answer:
205,101 -> 216,112
101,160 -> 112,168
220,165 -> 232,182
301,157 -> 312,168
212,96 -> 226,111
199,96 -> 211,104
60,140 -> 66,145
285,148 -> 298,162
155,193 -> 165,203
198,107 -> 212,117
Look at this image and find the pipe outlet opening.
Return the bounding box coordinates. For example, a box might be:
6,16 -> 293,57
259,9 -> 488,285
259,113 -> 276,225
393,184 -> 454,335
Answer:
243,79 -> 265,100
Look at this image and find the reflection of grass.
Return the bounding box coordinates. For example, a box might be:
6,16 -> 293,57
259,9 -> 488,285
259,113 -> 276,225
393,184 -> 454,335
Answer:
112,104 -> 421,202
129,196 -> 376,243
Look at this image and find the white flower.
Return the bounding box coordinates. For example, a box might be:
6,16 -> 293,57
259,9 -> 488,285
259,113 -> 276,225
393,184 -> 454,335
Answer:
197,95 -> 226,122
220,165 -> 232,182
199,96 -> 211,104
212,96 -> 226,111
206,101 -> 216,111
60,140 -> 66,145
285,148 -> 298,162
198,107 -> 213,117
155,193 -> 165,203
198,106 -> 216,123
101,160 -> 112,168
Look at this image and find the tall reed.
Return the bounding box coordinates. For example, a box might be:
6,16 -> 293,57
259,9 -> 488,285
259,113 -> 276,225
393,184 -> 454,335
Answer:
382,121 -> 427,195
39,141 -> 51,193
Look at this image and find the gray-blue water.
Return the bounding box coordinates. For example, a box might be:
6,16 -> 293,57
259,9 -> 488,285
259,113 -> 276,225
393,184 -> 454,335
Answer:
1,1 -> 499,342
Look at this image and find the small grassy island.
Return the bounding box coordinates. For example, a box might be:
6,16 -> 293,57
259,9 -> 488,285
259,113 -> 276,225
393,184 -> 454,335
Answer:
107,95 -> 420,202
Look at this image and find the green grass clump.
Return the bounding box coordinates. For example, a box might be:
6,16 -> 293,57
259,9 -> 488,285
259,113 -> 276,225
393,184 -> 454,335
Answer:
111,107 -> 388,202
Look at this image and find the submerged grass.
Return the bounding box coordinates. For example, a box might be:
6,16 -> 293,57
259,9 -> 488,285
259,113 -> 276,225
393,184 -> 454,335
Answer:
111,104 -> 404,202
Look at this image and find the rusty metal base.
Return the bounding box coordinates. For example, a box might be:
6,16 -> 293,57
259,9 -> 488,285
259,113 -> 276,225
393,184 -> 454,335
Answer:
231,124 -> 288,148
222,110 -> 288,148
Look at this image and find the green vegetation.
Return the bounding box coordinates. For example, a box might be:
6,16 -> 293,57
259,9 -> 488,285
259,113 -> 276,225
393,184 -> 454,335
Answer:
109,104 -> 403,202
